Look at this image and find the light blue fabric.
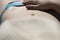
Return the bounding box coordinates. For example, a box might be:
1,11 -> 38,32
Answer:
4,2 -> 23,10
0,1 -> 23,24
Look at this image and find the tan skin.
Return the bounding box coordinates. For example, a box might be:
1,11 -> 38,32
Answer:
23,1 -> 60,14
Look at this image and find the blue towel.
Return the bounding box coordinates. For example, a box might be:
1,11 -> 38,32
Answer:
4,2 -> 23,10
0,1 -> 23,24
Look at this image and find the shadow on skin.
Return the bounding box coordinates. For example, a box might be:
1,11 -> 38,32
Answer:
23,1 -> 60,21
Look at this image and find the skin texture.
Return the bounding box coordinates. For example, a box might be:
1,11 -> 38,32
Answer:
23,1 -> 60,21
0,0 -> 60,21
0,6 -> 59,40
0,0 -> 59,40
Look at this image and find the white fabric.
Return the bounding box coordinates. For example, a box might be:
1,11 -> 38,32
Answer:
0,6 -> 59,40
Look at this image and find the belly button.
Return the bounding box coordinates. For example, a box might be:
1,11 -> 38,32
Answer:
31,14 -> 35,16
